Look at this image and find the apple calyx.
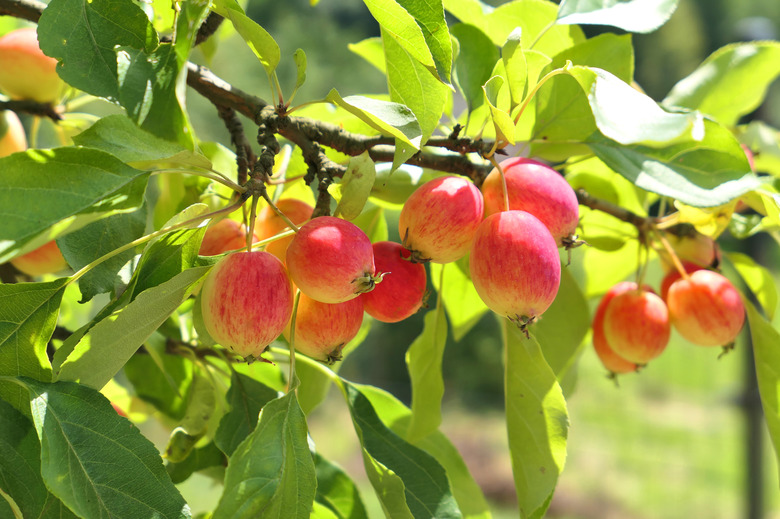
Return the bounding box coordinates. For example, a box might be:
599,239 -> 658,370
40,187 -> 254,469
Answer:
352,270 -> 385,294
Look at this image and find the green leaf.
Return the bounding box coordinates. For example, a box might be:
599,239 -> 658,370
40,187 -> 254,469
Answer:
211,0 -> 280,76
745,301 -> 780,474
214,391 -> 316,519
55,266 -> 210,389
557,0 -> 679,33
215,372 -> 278,456
728,252 -> 777,321
167,442 -> 226,485
587,121 -> 762,207
0,279 -> 67,414
503,323 -> 568,518
296,358 -> 336,416
19,378 -> 190,518
57,205 -> 147,303
339,381 -> 460,519
313,452 -> 369,519
348,37 -> 386,74
483,75 -> 515,144
0,398 -> 78,519
37,0 -> 158,100
502,28 -> 527,107
357,384 -> 490,519
451,23 -> 499,113
325,90 -> 422,151
382,26 -> 449,146
533,266 -> 590,379
663,42 -> 780,128
363,0 -> 452,84
73,114 -> 212,169
330,152 -> 377,220
165,372 -> 216,462
0,148 -> 148,262
430,257 -> 489,342
293,48 -> 307,92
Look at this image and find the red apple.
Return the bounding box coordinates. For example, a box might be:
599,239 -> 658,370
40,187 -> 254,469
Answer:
0,110 -> 26,157
592,282 -> 643,374
10,239 -> 68,276
253,198 -> 313,263
603,288 -> 670,364
481,157 -> 579,247
200,251 -> 294,358
361,241 -> 427,323
666,270 -> 745,347
398,175 -> 484,264
199,218 -> 256,256
659,262 -> 703,301
469,210 -> 560,327
285,216 -> 378,303
0,28 -> 64,103
284,291 -> 364,364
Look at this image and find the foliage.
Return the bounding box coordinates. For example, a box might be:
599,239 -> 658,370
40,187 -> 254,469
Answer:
1,0 -> 779,518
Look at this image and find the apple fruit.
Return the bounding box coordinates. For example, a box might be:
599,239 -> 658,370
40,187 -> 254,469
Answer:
0,110 -> 26,157
199,218 -> 255,256
200,251 -> 294,358
253,198 -> 313,263
666,269 -> 745,347
10,239 -> 68,276
361,241 -> 427,323
603,287 -> 670,364
659,262 -> 703,301
0,27 -> 64,103
592,281 -> 643,374
481,157 -> 579,247
658,231 -> 720,271
398,175 -> 484,264
469,210 -> 560,328
284,291 -> 364,364
286,216 -> 378,304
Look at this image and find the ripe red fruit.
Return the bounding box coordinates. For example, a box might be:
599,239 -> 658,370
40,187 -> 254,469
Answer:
659,262 -> 703,301
666,270 -> 745,347
11,240 -> 68,276
253,198 -> 313,263
361,241 -> 427,323
469,210 -> 560,328
200,251 -> 294,358
398,175 -> 484,264
199,219 -> 254,256
284,292 -> 364,364
286,216 -> 378,304
603,288 -> 670,364
0,28 -> 63,103
481,157 -> 579,246
592,282 -> 643,374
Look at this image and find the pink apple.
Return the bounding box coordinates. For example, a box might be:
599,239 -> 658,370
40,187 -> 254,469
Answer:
200,251 -> 294,358
603,288 -> 670,364
481,157 -> 579,247
0,28 -> 64,103
253,198 -> 313,263
199,218 -> 255,256
469,210 -> 560,327
398,175 -> 484,264
659,262 -> 703,301
284,291 -> 364,364
0,110 -> 26,157
666,270 -> 745,347
592,282 -> 643,374
285,216 -> 377,303
10,239 -> 68,276
361,241 -> 427,323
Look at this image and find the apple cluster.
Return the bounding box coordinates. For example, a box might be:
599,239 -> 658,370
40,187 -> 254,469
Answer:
593,233 -> 746,376
199,157 -> 579,363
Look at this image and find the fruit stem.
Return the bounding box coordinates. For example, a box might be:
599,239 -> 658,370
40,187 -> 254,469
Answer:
513,66 -> 570,126
67,199 -> 244,286
254,181 -> 301,233
151,168 -> 247,194
286,290 -> 302,393
246,194 -> 260,253
652,226 -> 691,281
489,155 -> 510,213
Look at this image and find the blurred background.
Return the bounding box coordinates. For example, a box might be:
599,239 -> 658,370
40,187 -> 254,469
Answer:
181,0 -> 780,517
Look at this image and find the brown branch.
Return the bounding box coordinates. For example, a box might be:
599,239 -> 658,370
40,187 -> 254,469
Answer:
1,99 -> 62,121
575,188 -> 653,230
0,0 -> 44,22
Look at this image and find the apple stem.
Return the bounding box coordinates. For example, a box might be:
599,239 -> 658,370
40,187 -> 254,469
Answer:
653,227 -> 691,281
246,194 -> 260,253
254,181 -> 301,233
151,168 -> 247,194
286,290 -> 302,393
489,155 -> 510,213
513,66 -> 570,126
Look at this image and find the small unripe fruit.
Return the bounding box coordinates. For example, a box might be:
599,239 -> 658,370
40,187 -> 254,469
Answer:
0,110 -> 27,157
666,270 -> 745,347
481,157 -> 579,246
361,241 -> 427,323
398,176 -> 484,264
592,282 -> 642,374
658,231 -> 720,271
603,288 -> 670,364
199,219 -> 254,256
10,240 -> 68,276
0,28 -> 63,103
284,292 -> 364,364
469,210 -> 560,327
286,216 -> 378,304
253,199 -> 313,263
200,251 -> 294,358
